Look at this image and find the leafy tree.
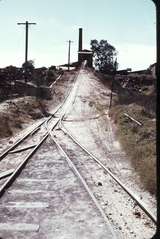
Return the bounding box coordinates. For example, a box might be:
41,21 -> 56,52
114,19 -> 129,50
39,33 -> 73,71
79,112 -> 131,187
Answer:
22,60 -> 35,71
49,65 -> 56,71
90,39 -> 118,73
22,60 -> 35,82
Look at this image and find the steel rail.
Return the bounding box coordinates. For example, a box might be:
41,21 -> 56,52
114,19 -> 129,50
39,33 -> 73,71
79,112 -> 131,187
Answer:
44,69 -> 81,132
0,118 -> 47,161
54,69 -> 80,118
60,124 -> 157,225
0,70 -> 79,162
49,74 -> 62,88
49,131 -> 117,239
0,118 -> 60,198
0,69 -> 81,195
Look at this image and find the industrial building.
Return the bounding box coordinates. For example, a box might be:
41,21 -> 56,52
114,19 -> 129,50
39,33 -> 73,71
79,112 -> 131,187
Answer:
78,28 -> 93,67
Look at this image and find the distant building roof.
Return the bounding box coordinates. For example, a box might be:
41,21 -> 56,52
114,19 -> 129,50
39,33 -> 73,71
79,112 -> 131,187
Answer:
83,49 -> 92,52
78,49 -> 93,54
128,69 -> 149,75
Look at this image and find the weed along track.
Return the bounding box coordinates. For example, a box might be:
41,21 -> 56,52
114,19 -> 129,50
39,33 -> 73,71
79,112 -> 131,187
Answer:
0,68 -> 156,238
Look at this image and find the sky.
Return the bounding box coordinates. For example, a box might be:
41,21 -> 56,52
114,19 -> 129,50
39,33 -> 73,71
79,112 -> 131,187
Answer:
0,0 -> 156,70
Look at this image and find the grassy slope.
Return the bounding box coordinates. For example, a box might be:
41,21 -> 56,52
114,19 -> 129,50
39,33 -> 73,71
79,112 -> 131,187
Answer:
96,72 -> 156,194
0,97 -> 47,138
110,103 -> 156,194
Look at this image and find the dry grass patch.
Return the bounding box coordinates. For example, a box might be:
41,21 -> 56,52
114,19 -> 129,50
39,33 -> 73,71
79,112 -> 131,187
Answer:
95,71 -> 156,194
110,104 -> 156,194
0,97 -> 47,138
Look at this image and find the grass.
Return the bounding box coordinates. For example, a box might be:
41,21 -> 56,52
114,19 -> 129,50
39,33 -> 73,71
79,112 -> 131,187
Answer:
0,97 -> 46,138
109,84 -> 156,194
94,71 -> 156,194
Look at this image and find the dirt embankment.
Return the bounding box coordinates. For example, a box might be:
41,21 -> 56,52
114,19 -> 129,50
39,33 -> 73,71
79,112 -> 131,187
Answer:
96,72 -> 156,194
0,97 -> 47,138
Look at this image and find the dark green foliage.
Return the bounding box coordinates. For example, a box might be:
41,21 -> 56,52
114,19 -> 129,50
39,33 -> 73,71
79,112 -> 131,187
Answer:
22,60 -> 35,71
90,39 -> 118,73
49,65 -> 56,71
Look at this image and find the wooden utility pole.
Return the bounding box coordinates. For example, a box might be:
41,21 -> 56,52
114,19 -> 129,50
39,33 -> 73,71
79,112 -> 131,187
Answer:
109,59 -> 118,110
17,21 -> 36,64
67,40 -> 73,71
109,77 -> 114,110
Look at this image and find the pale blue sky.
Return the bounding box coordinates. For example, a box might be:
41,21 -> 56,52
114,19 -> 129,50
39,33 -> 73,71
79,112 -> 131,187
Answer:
0,0 -> 156,70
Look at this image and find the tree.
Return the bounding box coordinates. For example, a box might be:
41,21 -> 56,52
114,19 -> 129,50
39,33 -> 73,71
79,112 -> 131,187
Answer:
49,65 -> 56,71
22,60 -> 35,71
90,39 -> 118,74
22,60 -> 35,82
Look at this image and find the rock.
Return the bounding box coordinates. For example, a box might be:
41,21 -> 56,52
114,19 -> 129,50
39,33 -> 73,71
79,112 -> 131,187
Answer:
144,221 -> 150,226
98,182 -> 103,186
133,210 -> 141,218
89,101 -> 94,107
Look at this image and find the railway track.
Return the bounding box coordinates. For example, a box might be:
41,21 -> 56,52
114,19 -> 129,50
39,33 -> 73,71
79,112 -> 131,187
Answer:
0,118 -> 60,197
54,123 -> 156,225
0,67 -> 156,238
0,73 -> 63,163
0,70 -> 75,163
0,67 -> 118,239
49,133 -> 117,238
52,68 -> 157,227
47,68 -> 156,237
0,69 -> 79,196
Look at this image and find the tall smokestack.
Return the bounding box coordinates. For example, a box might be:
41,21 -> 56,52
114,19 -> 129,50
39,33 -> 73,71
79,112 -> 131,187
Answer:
78,28 -> 83,52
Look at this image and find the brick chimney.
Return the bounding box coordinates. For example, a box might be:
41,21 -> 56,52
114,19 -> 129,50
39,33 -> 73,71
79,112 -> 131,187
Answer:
78,28 -> 83,52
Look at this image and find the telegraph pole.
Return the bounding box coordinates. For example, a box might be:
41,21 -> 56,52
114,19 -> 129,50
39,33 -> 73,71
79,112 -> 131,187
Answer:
67,40 -> 73,71
109,58 -> 118,110
17,21 -> 36,64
